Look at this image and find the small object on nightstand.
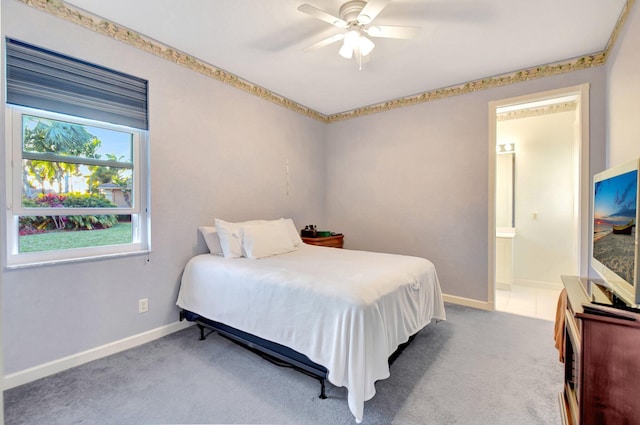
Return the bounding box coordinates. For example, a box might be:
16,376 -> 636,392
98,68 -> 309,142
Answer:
301,225 -> 317,237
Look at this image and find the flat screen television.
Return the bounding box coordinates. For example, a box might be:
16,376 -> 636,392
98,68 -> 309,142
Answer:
592,158 -> 640,306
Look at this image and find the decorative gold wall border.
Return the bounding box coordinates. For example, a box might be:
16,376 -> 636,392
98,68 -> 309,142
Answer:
496,101 -> 577,122
605,0 -> 636,57
17,0 -> 635,124
327,55 -> 604,122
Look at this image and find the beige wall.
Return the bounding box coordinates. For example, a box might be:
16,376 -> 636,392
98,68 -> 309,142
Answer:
325,70 -> 606,302
607,1 -> 640,165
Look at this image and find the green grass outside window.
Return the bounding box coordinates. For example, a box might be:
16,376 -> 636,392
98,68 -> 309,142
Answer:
19,222 -> 133,253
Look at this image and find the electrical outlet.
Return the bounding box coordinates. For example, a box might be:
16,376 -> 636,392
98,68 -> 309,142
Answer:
138,298 -> 149,313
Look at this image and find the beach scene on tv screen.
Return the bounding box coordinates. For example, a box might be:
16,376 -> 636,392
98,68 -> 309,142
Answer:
593,170 -> 637,285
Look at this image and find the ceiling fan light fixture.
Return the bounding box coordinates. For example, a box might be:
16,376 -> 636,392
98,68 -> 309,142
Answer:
339,29 -> 359,58
359,35 -> 375,56
344,29 -> 360,46
338,30 -> 375,60
339,42 -> 354,59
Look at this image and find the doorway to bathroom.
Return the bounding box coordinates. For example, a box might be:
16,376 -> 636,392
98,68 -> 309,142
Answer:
488,85 -> 590,320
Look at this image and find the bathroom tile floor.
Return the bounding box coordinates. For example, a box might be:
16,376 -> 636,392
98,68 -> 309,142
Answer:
496,283 -> 563,321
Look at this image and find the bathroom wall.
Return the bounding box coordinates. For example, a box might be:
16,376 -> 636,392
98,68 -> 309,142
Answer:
497,108 -> 579,286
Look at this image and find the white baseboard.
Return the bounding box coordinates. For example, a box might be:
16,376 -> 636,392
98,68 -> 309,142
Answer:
3,320 -> 193,390
442,293 -> 493,311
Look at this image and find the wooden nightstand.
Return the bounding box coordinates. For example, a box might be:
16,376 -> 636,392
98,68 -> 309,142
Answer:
302,234 -> 344,248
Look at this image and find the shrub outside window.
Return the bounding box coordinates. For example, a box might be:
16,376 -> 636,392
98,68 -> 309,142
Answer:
5,106 -> 149,267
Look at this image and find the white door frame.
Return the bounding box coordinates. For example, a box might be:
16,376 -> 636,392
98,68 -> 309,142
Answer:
487,84 -> 590,309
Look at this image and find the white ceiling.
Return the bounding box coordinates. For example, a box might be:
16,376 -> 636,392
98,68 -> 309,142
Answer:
63,0 -> 628,116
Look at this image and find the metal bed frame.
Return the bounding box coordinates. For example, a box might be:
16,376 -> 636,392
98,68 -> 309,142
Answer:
180,309 -> 416,399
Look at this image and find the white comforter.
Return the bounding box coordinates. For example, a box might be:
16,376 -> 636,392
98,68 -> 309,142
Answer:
176,244 -> 446,422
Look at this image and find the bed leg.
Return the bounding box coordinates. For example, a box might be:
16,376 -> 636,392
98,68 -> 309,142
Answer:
197,324 -> 206,341
319,378 -> 327,399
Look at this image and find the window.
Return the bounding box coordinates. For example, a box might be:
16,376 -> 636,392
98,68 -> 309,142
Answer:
5,107 -> 149,266
5,39 -> 149,267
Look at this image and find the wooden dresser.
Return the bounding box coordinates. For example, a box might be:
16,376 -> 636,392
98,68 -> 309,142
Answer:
301,234 -> 344,248
559,275 -> 640,425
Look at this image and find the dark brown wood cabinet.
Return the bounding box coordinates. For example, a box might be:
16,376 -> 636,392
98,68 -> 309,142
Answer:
302,234 -> 344,248
560,275 -> 640,425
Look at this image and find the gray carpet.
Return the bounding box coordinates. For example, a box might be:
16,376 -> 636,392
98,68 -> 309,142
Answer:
4,304 -> 563,424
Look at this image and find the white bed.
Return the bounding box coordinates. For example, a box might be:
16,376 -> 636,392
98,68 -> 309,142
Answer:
177,237 -> 446,423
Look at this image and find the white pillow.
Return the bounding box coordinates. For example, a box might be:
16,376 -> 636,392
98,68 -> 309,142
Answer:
215,218 -> 265,259
198,226 -> 223,255
281,218 -> 303,247
215,219 -> 244,259
241,220 -> 296,259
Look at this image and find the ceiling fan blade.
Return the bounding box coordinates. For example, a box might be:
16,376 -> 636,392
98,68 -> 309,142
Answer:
357,0 -> 390,24
297,4 -> 349,28
304,33 -> 345,51
365,25 -> 420,39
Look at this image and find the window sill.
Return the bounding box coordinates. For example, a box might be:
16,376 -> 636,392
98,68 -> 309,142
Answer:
5,249 -> 150,270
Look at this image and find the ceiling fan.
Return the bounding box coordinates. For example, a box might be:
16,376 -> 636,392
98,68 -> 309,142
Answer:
298,0 -> 419,69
